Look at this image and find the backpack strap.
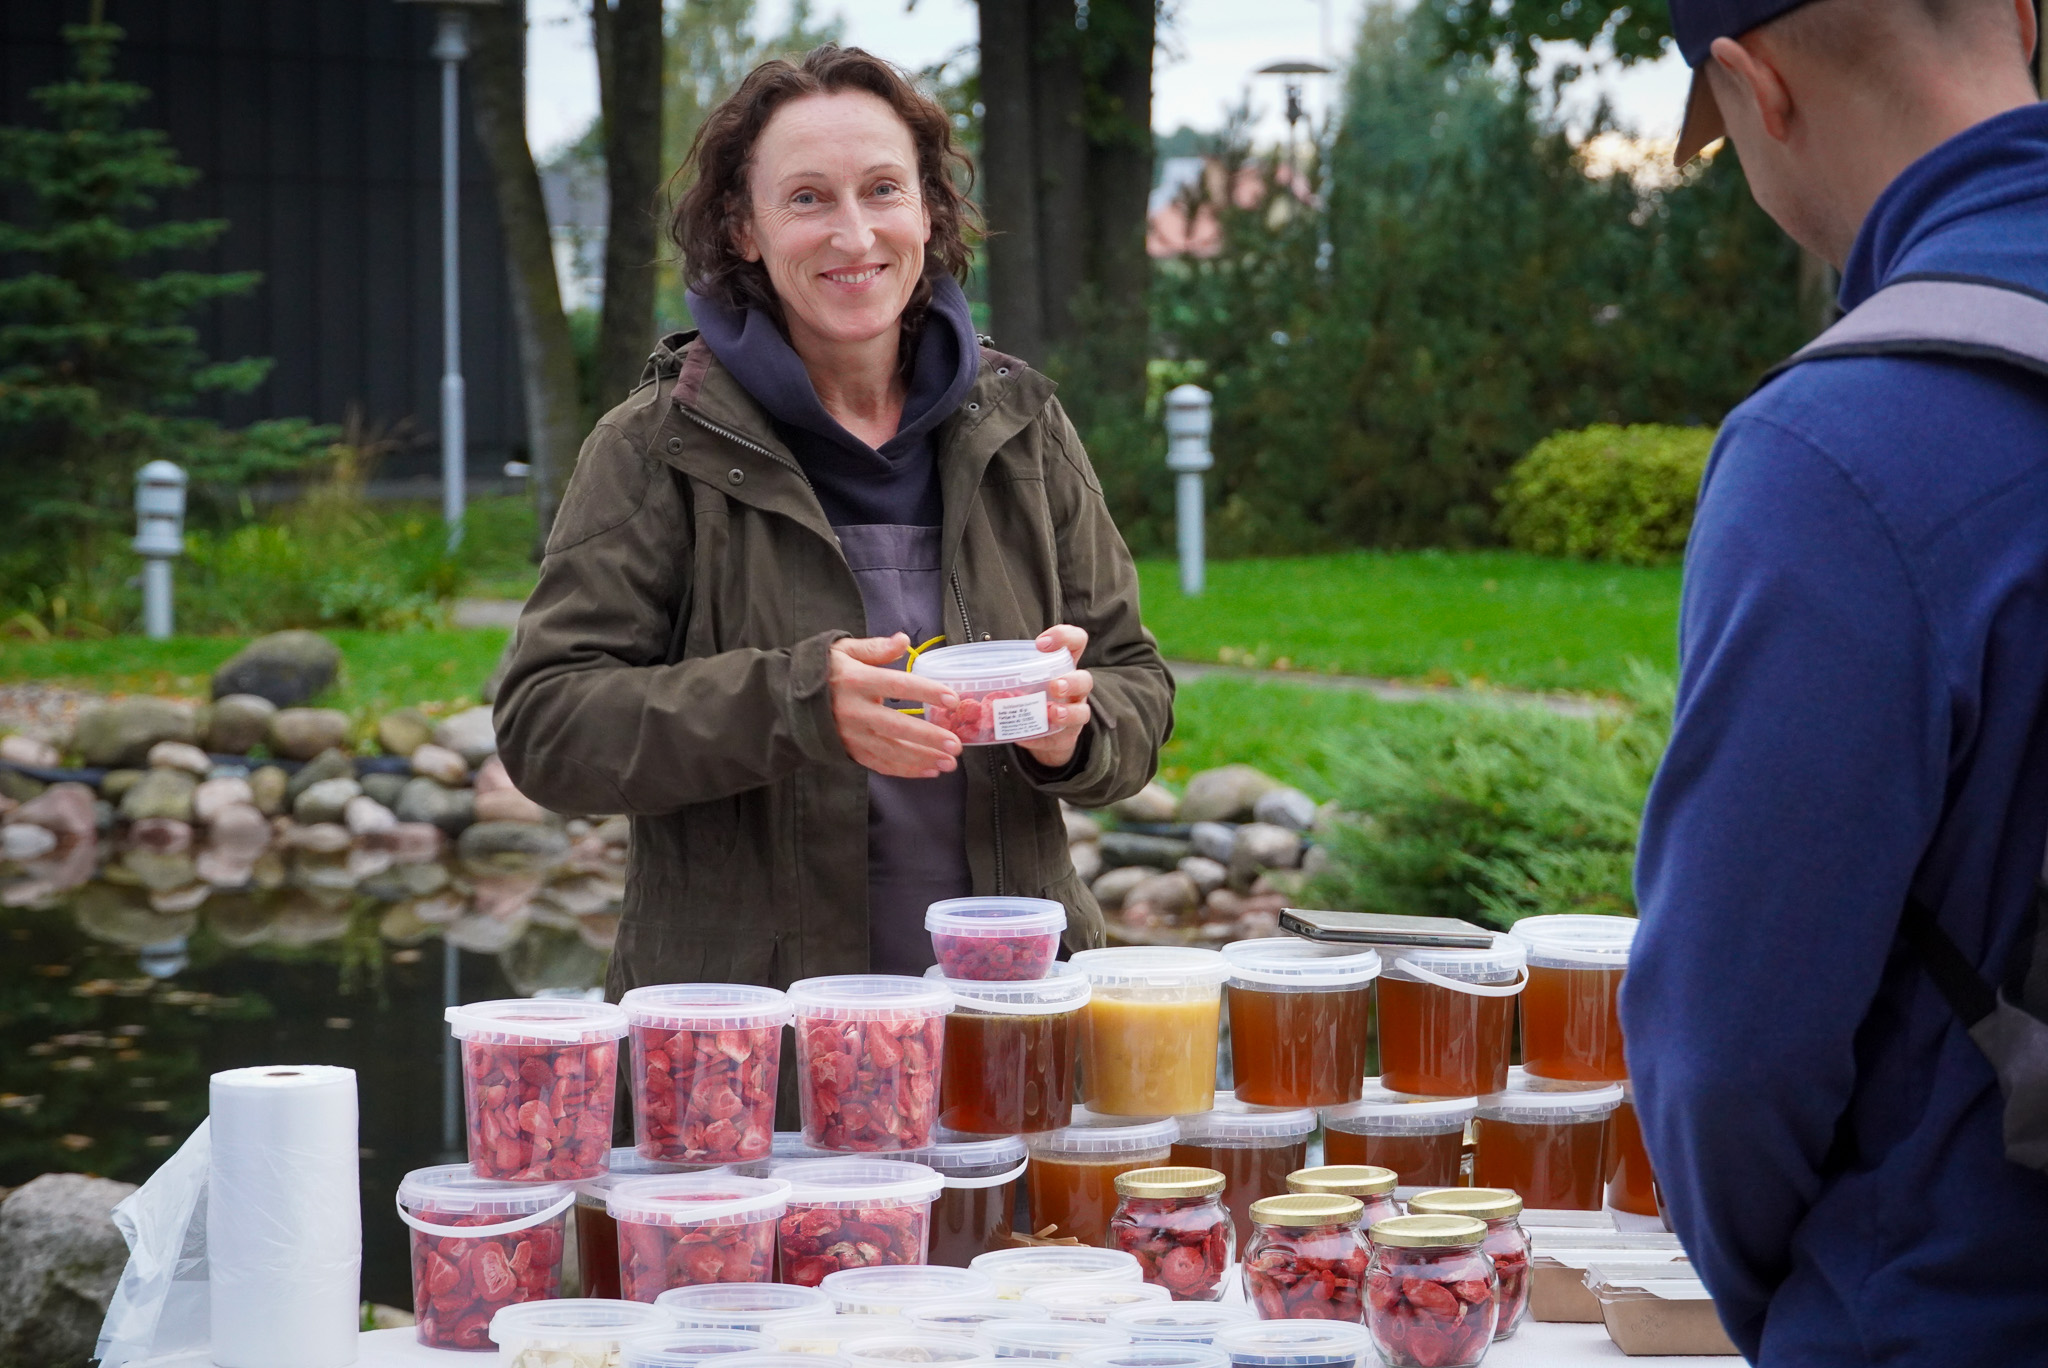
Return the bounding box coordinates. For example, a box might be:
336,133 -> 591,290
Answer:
1762,273 -> 2048,386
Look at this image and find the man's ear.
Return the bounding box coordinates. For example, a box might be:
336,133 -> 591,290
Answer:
1711,34 -> 1796,143
2016,0 -> 2038,67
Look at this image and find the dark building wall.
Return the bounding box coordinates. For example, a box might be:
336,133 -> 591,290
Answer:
1,0 -> 528,479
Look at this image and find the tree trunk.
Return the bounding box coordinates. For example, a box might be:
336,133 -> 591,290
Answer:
980,0 -> 1046,365
469,0 -> 584,548
1078,0 -> 1155,404
592,0 -> 666,408
1031,0 -> 1089,353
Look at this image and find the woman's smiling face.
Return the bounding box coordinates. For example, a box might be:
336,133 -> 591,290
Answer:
737,89 -> 930,353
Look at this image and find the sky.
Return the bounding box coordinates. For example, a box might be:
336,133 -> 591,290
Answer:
524,0 -> 1695,163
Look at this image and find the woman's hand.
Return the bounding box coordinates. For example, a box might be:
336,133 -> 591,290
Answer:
829,634 -> 965,779
1014,625 -> 1094,770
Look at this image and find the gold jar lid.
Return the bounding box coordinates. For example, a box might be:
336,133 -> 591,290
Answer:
1115,1166 -> 1226,1199
1368,1214 -> 1487,1249
1248,1193 -> 1363,1227
1405,1187 -> 1523,1221
1287,1165 -> 1397,1199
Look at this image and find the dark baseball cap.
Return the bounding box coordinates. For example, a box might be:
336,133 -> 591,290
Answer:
1669,0 -> 1819,163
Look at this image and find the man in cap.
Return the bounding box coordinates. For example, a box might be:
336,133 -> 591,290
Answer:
1621,0 -> 2048,1362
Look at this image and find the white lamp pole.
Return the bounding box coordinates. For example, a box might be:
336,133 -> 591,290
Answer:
1165,385 -> 1214,597
133,460 -> 188,640
433,9 -> 471,550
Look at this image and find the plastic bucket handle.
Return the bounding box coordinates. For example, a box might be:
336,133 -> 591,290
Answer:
1392,958 -> 1529,998
941,1159 -> 1031,1190
395,1187 -> 576,1240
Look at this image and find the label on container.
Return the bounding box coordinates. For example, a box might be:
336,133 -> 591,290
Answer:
991,690 -> 1051,742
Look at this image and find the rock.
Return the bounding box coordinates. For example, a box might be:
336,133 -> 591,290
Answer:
1229,823 -> 1304,881
268,708 -> 352,762
0,770 -> 44,803
1253,786 -> 1320,832
380,902 -> 435,945
293,778 -> 362,826
0,1172 -> 137,1367
459,820 -> 569,873
72,698 -> 198,769
195,847 -> 257,889
593,816 -> 630,846
248,765 -> 289,816
434,706 -> 497,767
1203,888 -> 1245,923
120,846 -> 197,892
395,777 -> 475,835
377,708 -> 436,758
1189,821 -> 1237,864
1069,841 -> 1102,884
1110,781 -> 1179,824
0,734 -> 59,768
1178,855 -> 1228,898
146,740 -> 212,776
446,911 -> 527,954
2,824 -> 57,861
285,749 -> 355,806
204,693 -> 277,755
120,769 -> 196,823
98,769 -> 143,802
471,872 -> 542,921
210,629 -> 342,707
282,822 -> 353,854
474,757 -> 547,824
205,803 -> 271,854
128,817 -> 193,853
1099,830 -> 1191,870
1063,807 -> 1103,846
1301,844 -> 1331,878
347,846 -> 393,882
361,821 -> 445,864
1091,864 -> 1162,911
359,771 -> 408,808
344,795 -> 397,836
1178,764 -> 1285,824
1123,870 -> 1201,920
1252,870 -> 1309,898
540,873 -> 626,917
408,743 -> 468,787
191,775 -> 255,824
407,889 -> 465,923
9,783 -> 96,842
150,882 -> 210,914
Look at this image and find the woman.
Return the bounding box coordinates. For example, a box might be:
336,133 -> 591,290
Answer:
495,45 -> 1173,997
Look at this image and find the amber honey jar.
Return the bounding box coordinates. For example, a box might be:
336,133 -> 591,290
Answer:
1285,1164 -> 1399,1235
1319,1082 -> 1476,1190
904,1133 -> 1030,1268
1507,915 -> 1637,1083
1606,1083 -> 1661,1217
926,964 -> 1087,1136
1025,1113 -> 1179,1247
1470,1069 -> 1622,1210
1375,936 -> 1525,1099
1169,1091 -> 1315,1250
1071,948 -> 1228,1118
1221,939 -> 1380,1108
574,1146 -> 693,1300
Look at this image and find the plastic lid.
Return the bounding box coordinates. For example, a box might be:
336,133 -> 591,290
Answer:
607,1174 -> 789,1227
824,1266 -> 998,1314
1023,1282 -> 1172,1322
1174,1093 -> 1316,1146
621,1328 -> 771,1368
774,1157 -> 946,1206
1248,1193 -> 1361,1228
927,897 -> 1068,939
1377,933 -> 1525,984
1113,1166 -> 1224,1199
900,1134 -> 1028,1176
1214,1321 -> 1372,1367
904,1302 -> 1052,1336
843,1334 -> 995,1366
621,983 -> 793,1031
926,964 -> 1092,1016
657,1284 -> 831,1330
765,1317 -> 908,1353
1507,914 -> 1638,968
490,1299 -> 668,1345
1070,947 -> 1229,992
446,996 -> 628,1043
1026,1115 -> 1179,1159
1319,1080 -> 1477,1134
1477,1067 -> 1624,1122
787,975 -> 953,1021
979,1321 -> 1129,1360
1407,1187 -> 1523,1221
578,1148 -> 707,1204
910,641 -> 1075,688
969,1247 -> 1144,1293
1103,1303 -> 1251,1346
1368,1214 -> 1487,1249
397,1163 -> 574,1217
1284,1165 -> 1395,1199
1221,939 -> 1381,989
1076,1347 -> 1229,1368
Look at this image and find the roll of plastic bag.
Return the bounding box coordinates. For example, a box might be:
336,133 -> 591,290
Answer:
95,1120 -> 212,1368
208,1065 -> 361,1368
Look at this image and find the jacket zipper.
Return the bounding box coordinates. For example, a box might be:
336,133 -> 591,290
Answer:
950,570 -> 1008,896
677,404 -> 816,494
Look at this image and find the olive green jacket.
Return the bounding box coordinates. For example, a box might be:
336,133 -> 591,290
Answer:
495,332 -> 1174,997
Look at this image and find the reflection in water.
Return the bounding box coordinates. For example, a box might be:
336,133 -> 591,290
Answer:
0,814 -> 623,1306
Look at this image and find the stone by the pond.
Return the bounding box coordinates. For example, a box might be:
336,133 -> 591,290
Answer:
433,705 -> 497,767
204,693 -> 277,755
359,771 -> 408,808
361,821 -> 445,863
150,882 -> 210,914
0,1171 -> 137,1368
471,872 -> 542,921
1110,780 -> 1179,824
0,770 -> 43,803
269,708 -> 352,762
248,764 -> 289,816
282,821 -> 353,854
377,707 -> 435,758
145,740 -> 211,776
98,769 -> 143,802
1301,844 -> 1331,878
205,802 -> 270,854
1189,821 -> 1237,864
593,816 -> 631,846
1178,855 -> 1228,898
395,777 -> 475,835
0,733 -> 59,768
460,820 -> 569,872
1091,864 -> 1162,911
9,783 -> 96,842
1099,830 -> 1192,870
120,769 -> 196,823
1063,808 -> 1103,846
285,748 -> 355,805
210,629 -> 342,707
1178,764 -> 1285,824
446,910 -> 527,954
1229,822 -> 1304,880
1203,888 -> 1245,923
293,777 -> 361,826
344,795 -> 397,835
1253,786 -> 1320,833
128,817 -> 193,854
406,889 -> 465,924
191,775 -> 255,824
473,756 -> 547,824
380,902 -> 435,945
1123,870 -> 1201,920
195,846 -> 257,889
408,742 -> 468,787
2,823 -> 57,861
72,697 -> 198,768
1069,841 -> 1102,885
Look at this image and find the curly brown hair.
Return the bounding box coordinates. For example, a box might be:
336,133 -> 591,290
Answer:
670,45 -> 979,341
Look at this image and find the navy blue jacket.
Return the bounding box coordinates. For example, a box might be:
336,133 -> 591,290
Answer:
1625,103 -> 2048,1365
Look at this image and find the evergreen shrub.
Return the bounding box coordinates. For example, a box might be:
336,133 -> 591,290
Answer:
1497,423 -> 1714,565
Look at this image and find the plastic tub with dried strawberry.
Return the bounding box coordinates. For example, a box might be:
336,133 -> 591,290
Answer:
789,976 -> 952,1152
979,1321 -> 1129,1361
621,1328 -> 770,1368
446,997 -> 630,1183
772,1158 -> 946,1286
1214,1321 -> 1372,1368
622,983 -> 791,1165
910,641 -> 1076,746
1103,1304 -> 1251,1348
927,897 -> 1067,982
578,1146 -> 701,1301
825,1264 -> 997,1316
397,1164 -> 576,1351
968,1246 -> 1144,1301
608,1173 -> 788,1302
1023,1281 -> 1172,1324
658,1283 -> 831,1333
489,1298 -> 668,1368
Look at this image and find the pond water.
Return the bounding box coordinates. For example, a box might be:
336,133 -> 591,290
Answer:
0,822 -> 620,1309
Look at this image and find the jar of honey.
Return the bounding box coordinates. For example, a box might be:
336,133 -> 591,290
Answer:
903,1133 -> 1030,1267
1470,1068 -> 1623,1210
1284,1165 -> 1398,1235
1319,1082 -> 1476,1190
1108,1167 -> 1234,1302
1375,936 -> 1525,1098
1169,1092 -> 1314,1250
1024,1113 -> 1179,1247
574,1146 -> 693,1300
1507,914 -> 1636,1082
1220,939 -> 1380,1108
1404,1188 -> 1529,1340
925,964 -> 1088,1135
1071,947 -> 1229,1118
1607,1081 -> 1661,1218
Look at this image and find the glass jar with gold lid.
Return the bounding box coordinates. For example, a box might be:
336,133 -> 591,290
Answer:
1285,1165 -> 1399,1235
1405,1188 -> 1529,1340
1240,1193 -> 1369,1322
1107,1167 -> 1233,1303
1364,1215 -> 1496,1368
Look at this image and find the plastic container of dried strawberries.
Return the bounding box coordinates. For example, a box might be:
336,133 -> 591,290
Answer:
926,897 -> 1067,981
657,1282 -> 831,1332
446,997 -> 630,1183
621,984 -> 791,1166
620,1327 -> 771,1368
788,977 -> 952,1152
1103,1303 -> 1251,1347
771,1157 -> 946,1286
577,1146 -> 701,1301
607,1174 -> 789,1302
1214,1320 -> 1373,1368
397,1164 -> 576,1351
910,641 -> 1076,746
824,1264 -> 996,1316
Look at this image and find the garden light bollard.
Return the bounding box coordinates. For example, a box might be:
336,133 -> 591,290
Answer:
133,459 -> 187,640
1166,383 -> 1214,596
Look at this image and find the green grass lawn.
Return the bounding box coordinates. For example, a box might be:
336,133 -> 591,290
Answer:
1136,550 -> 1679,694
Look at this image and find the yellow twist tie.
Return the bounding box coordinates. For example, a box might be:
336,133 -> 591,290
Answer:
895,635 -> 951,715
